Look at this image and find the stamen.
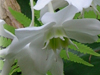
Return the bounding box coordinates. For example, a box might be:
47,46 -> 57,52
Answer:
66,47 -> 69,59
46,49 -> 49,60
30,0 -> 34,27
78,9 -> 84,19
69,39 -> 79,49
42,41 -> 49,49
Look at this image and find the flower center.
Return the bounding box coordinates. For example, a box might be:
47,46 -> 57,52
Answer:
43,26 -> 69,52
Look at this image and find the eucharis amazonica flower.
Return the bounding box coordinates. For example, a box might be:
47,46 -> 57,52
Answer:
0,16 -> 63,75
16,4 -> 100,61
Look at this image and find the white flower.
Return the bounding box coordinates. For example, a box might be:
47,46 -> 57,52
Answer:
34,0 -> 68,19
0,21 -> 63,75
16,4 -> 100,63
34,0 -> 68,10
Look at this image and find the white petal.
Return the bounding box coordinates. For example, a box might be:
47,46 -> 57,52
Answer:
0,20 -> 15,39
1,59 -> 14,75
82,0 -> 92,8
15,22 -> 55,40
16,40 -> 54,75
29,34 -> 56,74
66,0 -> 92,11
34,0 -> 52,10
16,45 -> 43,75
66,31 -> 98,43
40,0 -> 68,18
6,32 -> 45,59
63,19 -> 100,35
13,28 -> 50,58
49,55 -> 63,75
41,4 -> 78,24
63,19 -> 100,43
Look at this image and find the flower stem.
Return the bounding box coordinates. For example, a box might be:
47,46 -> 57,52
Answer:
48,2 -> 54,13
30,0 -> 34,27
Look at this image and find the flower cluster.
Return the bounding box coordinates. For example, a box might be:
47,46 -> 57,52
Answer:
0,0 -> 100,75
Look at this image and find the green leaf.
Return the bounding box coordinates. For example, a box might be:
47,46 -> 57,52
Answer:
68,41 -> 100,56
0,59 -> 4,70
17,0 -> 31,19
9,7 -> 31,27
4,24 -> 15,35
60,50 -> 93,67
34,16 -> 42,26
64,52 -> 100,75
10,60 -> 22,75
0,36 -> 12,49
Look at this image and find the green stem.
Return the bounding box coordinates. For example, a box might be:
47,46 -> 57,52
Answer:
30,0 -> 34,27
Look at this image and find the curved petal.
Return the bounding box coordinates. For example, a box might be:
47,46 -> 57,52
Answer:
33,0 -> 52,10
15,45 -> 43,75
66,0 -> 92,11
6,27 -> 51,59
1,59 -> 14,75
49,56 -> 63,75
62,19 -> 100,43
40,0 -> 68,18
0,20 -> 15,39
66,31 -> 98,43
5,34 -> 40,59
63,19 -> 100,35
41,4 -> 78,24
15,22 -> 55,40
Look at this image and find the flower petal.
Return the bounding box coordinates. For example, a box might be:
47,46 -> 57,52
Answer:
41,4 -> 78,24
15,45 -> 42,75
40,0 -> 68,18
66,0 -> 92,11
0,20 -> 15,39
63,19 -> 100,43
49,55 -> 63,75
63,19 -> 100,35
6,23 -> 55,59
15,22 -> 55,40
66,31 -> 98,43
29,34 -> 60,74
16,39 -> 54,75
34,0 -> 52,10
